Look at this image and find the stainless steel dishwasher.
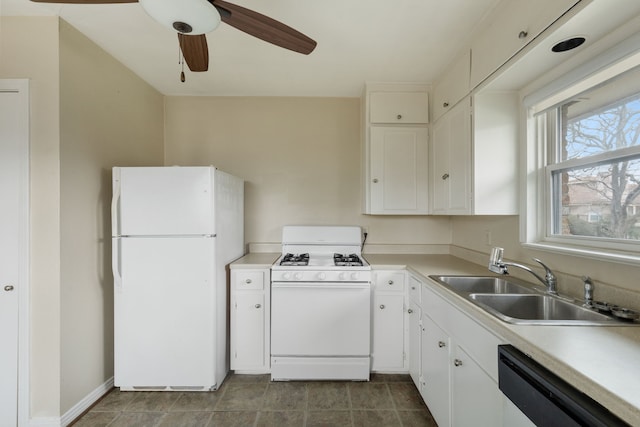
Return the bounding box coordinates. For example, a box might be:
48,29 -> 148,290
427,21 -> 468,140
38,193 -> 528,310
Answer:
498,345 -> 630,427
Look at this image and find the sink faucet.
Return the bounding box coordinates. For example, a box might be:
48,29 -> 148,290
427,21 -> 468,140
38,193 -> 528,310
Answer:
488,247 -> 558,295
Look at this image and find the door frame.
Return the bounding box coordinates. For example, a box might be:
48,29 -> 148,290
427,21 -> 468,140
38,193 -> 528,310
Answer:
1,79 -> 31,426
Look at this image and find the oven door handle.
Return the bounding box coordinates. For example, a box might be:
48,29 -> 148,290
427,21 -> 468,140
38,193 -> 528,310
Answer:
272,282 -> 370,290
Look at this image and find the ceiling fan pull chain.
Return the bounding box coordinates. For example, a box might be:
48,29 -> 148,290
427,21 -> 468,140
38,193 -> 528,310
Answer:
178,43 -> 186,83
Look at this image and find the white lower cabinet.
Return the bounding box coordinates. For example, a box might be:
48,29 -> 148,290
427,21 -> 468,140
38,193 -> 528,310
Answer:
230,268 -> 270,373
371,270 -> 407,372
420,282 -> 504,427
421,314 -> 451,427
408,299 -> 421,385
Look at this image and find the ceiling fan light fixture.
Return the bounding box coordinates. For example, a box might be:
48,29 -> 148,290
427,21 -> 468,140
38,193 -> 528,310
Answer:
139,0 -> 221,35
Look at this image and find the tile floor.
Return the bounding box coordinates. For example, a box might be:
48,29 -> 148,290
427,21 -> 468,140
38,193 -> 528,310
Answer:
71,373 -> 438,427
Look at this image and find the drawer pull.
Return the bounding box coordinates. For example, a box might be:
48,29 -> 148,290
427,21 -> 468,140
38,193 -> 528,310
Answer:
388,280 -> 394,285
438,341 -> 446,348
518,30 -> 528,39
397,114 -> 402,120
408,308 -> 413,314
443,102 -> 449,108
454,359 -> 463,367
255,304 -> 261,309
379,304 -> 385,309
411,286 -> 416,290
245,279 -> 252,284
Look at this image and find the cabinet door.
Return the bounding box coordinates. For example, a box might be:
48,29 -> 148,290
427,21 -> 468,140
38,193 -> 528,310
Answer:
470,0 -> 580,88
408,300 -> 421,387
231,292 -> 265,370
432,50 -> 471,122
370,92 -> 429,124
430,100 -> 471,214
421,314 -> 450,427
370,126 -> 428,214
451,345 -> 503,427
372,293 -> 405,371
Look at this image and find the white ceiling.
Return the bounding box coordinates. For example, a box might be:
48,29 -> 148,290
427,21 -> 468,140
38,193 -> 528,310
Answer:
1,0 -> 501,96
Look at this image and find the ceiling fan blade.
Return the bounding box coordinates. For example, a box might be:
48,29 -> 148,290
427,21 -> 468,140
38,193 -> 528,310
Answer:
211,0 -> 316,55
30,0 -> 136,3
178,33 -> 209,72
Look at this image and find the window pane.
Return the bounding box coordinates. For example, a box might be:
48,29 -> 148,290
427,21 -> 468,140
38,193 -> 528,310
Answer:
559,66 -> 640,161
553,157 -> 640,240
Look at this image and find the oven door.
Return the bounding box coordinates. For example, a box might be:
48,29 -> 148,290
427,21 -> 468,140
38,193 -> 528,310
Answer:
271,282 -> 371,356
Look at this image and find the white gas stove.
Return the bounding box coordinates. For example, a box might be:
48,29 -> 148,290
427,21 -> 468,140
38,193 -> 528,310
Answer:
270,225 -> 372,381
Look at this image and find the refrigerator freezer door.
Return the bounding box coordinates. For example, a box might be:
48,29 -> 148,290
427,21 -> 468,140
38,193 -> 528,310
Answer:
114,236 -> 218,389
115,167 -> 215,237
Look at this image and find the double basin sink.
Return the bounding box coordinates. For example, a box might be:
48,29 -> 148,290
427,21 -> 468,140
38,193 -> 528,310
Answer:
429,275 -> 635,326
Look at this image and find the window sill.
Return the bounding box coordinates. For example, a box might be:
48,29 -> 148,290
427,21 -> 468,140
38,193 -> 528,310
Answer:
522,241 -> 640,267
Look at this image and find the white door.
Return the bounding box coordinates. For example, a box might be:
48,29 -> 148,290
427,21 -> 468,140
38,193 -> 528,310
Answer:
114,236 -> 217,388
0,80 -> 29,426
114,166 -> 214,236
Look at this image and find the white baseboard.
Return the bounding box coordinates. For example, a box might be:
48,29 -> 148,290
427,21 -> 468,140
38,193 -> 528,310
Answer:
46,376 -> 114,427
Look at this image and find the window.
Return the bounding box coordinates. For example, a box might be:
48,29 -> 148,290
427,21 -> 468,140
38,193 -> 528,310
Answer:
525,48 -> 640,262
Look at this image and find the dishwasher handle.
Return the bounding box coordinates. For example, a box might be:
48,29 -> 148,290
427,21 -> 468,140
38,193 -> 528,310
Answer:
498,345 -> 629,427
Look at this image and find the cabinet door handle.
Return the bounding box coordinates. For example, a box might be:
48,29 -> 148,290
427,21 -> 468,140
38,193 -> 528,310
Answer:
397,114 -> 402,120
379,304 -> 385,309
388,280 -> 394,285
518,30 -> 528,39
255,303 -> 261,309
443,102 -> 449,108
4,285 -> 14,292
438,341 -> 446,348
442,173 -> 449,180
245,279 -> 252,284
408,308 -> 413,314
372,178 -> 379,183
454,359 -> 463,367
411,286 -> 416,290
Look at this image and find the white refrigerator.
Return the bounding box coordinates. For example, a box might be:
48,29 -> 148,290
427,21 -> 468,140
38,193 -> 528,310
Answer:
111,166 -> 244,391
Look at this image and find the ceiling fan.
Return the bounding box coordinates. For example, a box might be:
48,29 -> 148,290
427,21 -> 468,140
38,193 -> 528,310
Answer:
30,0 -> 317,79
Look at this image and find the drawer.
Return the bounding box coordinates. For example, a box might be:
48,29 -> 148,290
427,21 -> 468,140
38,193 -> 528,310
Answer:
233,270 -> 265,290
374,271 -> 405,292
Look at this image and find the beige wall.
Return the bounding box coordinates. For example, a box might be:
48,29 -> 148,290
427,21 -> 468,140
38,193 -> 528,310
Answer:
1,16 -> 164,419
164,96 -> 451,248
58,21 -> 164,413
1,16 -> 62,419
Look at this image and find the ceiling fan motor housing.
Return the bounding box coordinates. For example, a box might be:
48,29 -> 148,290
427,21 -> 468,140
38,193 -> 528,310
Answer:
139,0 -> 221,35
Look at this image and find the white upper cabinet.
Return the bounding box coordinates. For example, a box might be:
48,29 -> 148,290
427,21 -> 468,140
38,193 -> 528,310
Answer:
370,92 -> 429,124
362,83 -> 430,215
432,50 -> 471,122
431,92 -> 518,215
470,0 -> 581,88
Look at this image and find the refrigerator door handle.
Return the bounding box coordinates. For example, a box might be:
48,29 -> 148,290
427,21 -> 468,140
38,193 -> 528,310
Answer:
111,172 -> 121,236
112,238 -> 122,289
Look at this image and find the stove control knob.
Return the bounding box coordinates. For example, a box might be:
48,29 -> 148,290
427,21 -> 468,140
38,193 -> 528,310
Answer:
317,272 -> 326,280
294,272 -> 303,280
350,272 -> 360,280
282,272 -> 291,280
339,272 -> 347,280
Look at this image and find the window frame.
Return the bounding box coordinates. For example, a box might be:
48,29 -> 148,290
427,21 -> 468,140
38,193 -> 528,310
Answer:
522,39 -> 640,265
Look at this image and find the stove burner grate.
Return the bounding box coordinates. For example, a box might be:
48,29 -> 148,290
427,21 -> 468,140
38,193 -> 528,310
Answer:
334,253 -> 364,267
280,253 -> 309,266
